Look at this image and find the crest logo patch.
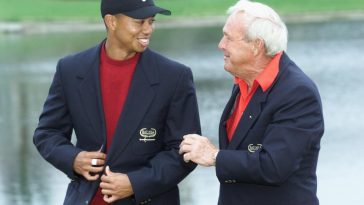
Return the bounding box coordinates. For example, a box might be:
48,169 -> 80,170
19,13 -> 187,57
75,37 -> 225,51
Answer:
139,128 -> 157,142
248,144 -> 262,153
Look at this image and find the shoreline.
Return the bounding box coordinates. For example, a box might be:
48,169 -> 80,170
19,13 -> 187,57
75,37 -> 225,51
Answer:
1,10 -> 364,34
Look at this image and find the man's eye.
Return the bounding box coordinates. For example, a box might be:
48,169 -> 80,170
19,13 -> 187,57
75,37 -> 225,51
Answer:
134,20 -> 144,24
224,35 -> 232,41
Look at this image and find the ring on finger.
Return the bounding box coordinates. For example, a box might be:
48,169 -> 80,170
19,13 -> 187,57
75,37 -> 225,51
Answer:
91,158 -> 97,166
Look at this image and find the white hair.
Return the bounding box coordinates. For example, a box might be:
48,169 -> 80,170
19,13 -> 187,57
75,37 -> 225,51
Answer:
227,0 -> 288,56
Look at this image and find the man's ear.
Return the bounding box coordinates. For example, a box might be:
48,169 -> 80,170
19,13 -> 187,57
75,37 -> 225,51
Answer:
253,38 -> 265,56
255,39 -> 265,49
253,47 -> 258,56
104,14 -> 116,31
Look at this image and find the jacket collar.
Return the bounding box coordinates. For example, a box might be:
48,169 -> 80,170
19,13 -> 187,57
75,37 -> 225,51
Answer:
76,41 -> 159,85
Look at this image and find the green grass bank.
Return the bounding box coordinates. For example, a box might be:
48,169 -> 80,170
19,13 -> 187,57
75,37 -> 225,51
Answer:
1,0 -> 364,22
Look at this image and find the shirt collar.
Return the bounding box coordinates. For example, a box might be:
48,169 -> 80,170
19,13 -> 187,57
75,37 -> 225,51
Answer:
234,51 -> 283,92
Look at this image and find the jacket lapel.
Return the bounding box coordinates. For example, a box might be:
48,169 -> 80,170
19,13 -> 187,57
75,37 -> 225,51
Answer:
228,89 -> 267,149
77,43 -> 106,144
219,85 -> 239,149
107,49 -> 158,162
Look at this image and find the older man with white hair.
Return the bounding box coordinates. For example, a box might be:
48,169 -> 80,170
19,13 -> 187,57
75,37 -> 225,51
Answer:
179,0 -> 324,204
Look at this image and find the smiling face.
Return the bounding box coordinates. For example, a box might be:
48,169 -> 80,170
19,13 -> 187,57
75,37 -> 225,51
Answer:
105,13 -> 155,59
218,12 -> 256,79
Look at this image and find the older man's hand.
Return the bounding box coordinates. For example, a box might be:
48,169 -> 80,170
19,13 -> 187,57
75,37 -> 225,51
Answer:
179,134 -> 219,167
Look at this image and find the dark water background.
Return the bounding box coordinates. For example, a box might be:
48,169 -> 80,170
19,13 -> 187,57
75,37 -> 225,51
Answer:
1,20 -> 364,204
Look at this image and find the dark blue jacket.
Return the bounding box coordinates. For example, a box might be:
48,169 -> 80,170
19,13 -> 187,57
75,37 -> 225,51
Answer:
33,42 -> 200,205
216,53 -> 324,205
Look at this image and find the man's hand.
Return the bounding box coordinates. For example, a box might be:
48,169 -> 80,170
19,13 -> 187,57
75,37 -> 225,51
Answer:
179,134 -> 219,167
100,166 -> 134,203
73,150 -> 107,181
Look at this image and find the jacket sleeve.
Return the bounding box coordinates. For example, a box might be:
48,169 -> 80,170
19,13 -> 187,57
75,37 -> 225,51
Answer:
33,60 -> 82,180
216,84 -> 324,185
127,67 -> 201,203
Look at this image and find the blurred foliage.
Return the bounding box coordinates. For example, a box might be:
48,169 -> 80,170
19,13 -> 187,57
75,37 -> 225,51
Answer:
0,0 -> 364,21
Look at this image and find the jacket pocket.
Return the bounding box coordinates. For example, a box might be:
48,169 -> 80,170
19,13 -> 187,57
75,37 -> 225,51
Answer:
240,127 -> 265,152
132,124 -> 163,155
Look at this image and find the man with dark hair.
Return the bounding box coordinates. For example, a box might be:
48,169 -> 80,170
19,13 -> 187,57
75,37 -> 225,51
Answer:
33,0 -> 201,204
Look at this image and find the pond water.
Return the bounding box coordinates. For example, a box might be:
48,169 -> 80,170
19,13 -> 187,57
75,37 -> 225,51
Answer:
1,20 -> 364,205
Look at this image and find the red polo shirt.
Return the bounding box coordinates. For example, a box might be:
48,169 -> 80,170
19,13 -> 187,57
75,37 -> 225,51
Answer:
90,44 -> 140,205
100,44 -> 140,151
226,52 -> 283,141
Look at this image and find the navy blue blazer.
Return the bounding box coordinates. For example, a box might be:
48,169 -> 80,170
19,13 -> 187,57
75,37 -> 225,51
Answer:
33,42 -> 201,205
216,53 -> 324,205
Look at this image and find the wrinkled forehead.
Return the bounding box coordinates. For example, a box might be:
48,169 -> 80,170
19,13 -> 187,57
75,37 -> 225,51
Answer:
223,12 -> 245,35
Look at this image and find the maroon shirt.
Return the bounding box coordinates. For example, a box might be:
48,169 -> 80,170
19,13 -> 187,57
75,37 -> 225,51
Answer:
90,44 -> 140,205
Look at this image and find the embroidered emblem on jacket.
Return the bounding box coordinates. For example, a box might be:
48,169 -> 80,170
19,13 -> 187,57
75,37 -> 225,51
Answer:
139,128 -> 157,142
248,144 -> 262,153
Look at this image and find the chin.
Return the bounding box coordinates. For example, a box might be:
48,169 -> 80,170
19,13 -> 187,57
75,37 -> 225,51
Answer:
136,47 -> 148,53
224,65 -> 231,72
224,67 -> 236,77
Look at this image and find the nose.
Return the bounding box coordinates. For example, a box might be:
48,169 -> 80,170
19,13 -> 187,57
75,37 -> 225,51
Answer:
218,37 -> 225,51
142,20 -> 154,35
